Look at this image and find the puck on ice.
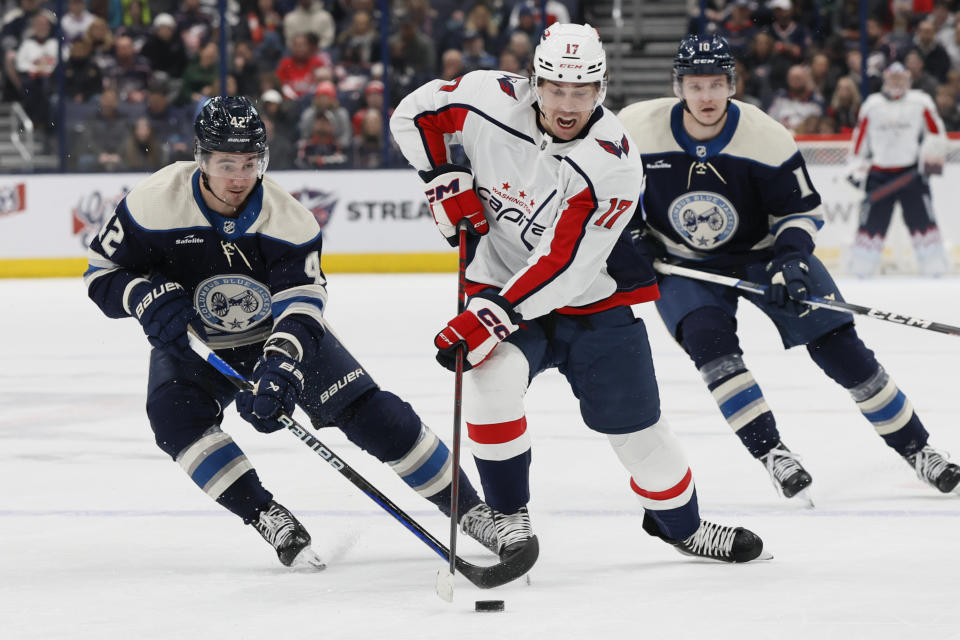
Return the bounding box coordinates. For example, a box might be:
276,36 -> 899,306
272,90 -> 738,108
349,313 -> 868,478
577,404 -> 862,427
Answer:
475,600 -> 505,612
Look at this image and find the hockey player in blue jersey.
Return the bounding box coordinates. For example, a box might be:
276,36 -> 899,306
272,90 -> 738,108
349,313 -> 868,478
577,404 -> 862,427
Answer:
84,96 -> 497,568
618,34 -> 960,501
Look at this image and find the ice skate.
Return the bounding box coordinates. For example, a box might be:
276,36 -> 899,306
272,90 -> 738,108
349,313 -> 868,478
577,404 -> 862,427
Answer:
459,502 -> 498,553
760,443 -> 814,505
491,506 -> 536,561
671,520 -> 769,563
905,446 -> 960,494
252,500 -> 325,569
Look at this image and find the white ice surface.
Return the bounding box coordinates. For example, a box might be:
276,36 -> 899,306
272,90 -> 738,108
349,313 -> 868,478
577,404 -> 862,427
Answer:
2,275 -> 959,640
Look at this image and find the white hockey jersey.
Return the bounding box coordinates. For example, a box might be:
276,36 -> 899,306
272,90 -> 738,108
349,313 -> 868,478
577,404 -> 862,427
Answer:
850,90 -> 946,170
390,70 -> 658,321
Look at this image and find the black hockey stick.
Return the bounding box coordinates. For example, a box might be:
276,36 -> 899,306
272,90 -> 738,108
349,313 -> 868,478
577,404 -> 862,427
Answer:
654,261 -> 960,337
186,332 -> 537,589
437,222 -> 469,601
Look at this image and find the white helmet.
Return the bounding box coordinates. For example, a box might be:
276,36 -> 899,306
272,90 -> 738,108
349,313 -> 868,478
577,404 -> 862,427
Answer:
531,23 -> 607,109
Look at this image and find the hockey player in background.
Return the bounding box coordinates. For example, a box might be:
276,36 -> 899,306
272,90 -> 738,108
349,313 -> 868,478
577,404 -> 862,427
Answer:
619,34 -> 960,503
84,96 -> 497,569
845,62 -> 951,277
391,23 -> 767,564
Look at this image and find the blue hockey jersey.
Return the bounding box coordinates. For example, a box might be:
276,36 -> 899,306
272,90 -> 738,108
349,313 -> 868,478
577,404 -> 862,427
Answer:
84,161 -> 328,358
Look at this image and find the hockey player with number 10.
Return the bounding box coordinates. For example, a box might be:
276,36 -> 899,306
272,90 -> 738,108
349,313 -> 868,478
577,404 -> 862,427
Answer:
84,96 -> 498,569
619,34 -> 960,501
392,23 -> 767,564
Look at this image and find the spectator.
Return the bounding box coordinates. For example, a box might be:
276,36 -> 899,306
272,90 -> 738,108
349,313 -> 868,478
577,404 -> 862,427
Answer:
733,59 -> 762,108
913,17 -> 951,83
276,32 -> 331,100
935,84 -> 960,130
507,0 -> 569,30
810,51 -> 841,105
508,5 -> 537,41
232,40 -> 261,98
685,0 -> 726,34
352,107 -> 383,168
904,47 -> 939,98
767,64 -> 824,133
404,0 -> 437,37
122,116 -> 164,170
435,8 -> 466,53
176,0 -> 213,55
743,30 -> 780,106
82,18 -> 115,72
116,0 -> 151,46
14,10 -> 58,130
1,0 -> 43,100
389,14 -> 436,77
258,88 -> 300,147
63,38 -> 104,103
350,79 -> 386,134
242,0 -> 283,49
85,88 -> 129,171
283,0 -> 335,50
461,30 -> 497,73
103,33 -> 152,102
262,115 -> 296,169
145,82 -> 191,160
299,80 -> 350,148
140,13 -> 188,79
499,49 -> 523,75
721,0 -> 758,59
826,76 -> 861,133
178,41 -> 218,105
941,19 -> 960,68
336,9 -> 380,71
931,0 -> 954,42
504,31 -> 533,69
62,0 -> 96,43
463,3 -> 501,54
296,111 -> 347,168
766,0 -> 810,64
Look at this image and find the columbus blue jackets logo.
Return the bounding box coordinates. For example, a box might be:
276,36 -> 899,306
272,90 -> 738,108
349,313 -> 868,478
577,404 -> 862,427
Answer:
668,191 -> 738,250
596,135 -> 630,158
497,75 -> 518,100
291,188 -> 338,228
196,275 -> 272,332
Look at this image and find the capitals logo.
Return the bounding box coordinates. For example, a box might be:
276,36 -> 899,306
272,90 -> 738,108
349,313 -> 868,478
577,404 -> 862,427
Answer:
596,135 -> 630,158
195,275 -> 272,332
72,186 -> 131,248
290,188 -> 338,228
668,191 -> 739,250
497,75 -> 518,100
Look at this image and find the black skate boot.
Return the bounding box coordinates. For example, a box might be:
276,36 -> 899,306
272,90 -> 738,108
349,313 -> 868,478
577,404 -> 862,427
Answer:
491,506 -> 537,562
906,446 -> 960,494
671,520 -> 766,563
759,443 -> 813,499
251,500 -> 325,569
459,503 -> 498,553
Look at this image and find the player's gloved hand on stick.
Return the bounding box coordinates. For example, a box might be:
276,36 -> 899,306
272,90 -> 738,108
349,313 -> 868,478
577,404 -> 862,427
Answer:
130,277 -> 207,358
765,252 -> 813,314
630,228 -> 667,264
419,163 -> 488,246
237,353 -> 305,433
435,293 -> 520,371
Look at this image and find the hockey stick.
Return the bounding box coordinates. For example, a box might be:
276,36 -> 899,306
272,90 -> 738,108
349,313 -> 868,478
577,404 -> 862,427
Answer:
654,261 -> 960,337
437,222 -> 470,602
186,331 -> 537,589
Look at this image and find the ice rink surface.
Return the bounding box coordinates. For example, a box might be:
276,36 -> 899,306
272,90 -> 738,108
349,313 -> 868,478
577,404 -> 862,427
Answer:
2,274 -> 959,640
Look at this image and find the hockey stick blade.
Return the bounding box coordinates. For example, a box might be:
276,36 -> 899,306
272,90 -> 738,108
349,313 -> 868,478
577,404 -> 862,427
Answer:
454,535 -> 539,589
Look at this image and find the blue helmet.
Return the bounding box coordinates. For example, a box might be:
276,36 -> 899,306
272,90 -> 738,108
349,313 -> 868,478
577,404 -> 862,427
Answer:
673,34 -> 736,98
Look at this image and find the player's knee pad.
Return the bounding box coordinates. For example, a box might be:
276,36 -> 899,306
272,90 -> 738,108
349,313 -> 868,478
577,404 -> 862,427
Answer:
337,389 -> 422,463
607,419 -> 695,512
174,426 -> 256,501
464,342 -> 531,463
146,380 -> 224,458
678,306 -> 742,369
806,323 -> 878,388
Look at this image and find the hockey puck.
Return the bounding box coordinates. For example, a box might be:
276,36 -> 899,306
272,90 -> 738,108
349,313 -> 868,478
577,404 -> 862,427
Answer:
475,600 -> 505,612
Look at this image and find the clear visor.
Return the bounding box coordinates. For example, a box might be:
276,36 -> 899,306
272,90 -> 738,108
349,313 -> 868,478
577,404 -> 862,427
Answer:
198,150 -> 269,179
537,82 -> 600,113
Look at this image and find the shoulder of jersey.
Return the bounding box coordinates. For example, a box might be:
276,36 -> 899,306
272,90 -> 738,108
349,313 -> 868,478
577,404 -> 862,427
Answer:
456,69 -> 533,107
905,89 -> 936,106
723,100 -> 799,167
252,175 -> 321,246
569,107 -> 642,166
124,161 -> 205,231
860,92 -> 887,112
616,98 -> 681,155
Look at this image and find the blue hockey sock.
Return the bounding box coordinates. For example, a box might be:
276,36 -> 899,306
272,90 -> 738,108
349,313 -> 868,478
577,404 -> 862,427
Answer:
849,366 -> 928,456
699,354 -> 780,458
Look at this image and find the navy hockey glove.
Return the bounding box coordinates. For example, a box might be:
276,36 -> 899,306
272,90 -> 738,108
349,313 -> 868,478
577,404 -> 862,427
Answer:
419,163 -> 488,246
435,293 -> 520,372
764,252 -> 812,314
130,279 -> 207,358
236,354 -> 305,433
629,228 -> 667,264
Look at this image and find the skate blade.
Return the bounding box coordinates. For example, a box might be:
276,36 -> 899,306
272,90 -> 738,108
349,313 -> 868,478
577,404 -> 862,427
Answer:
436,567 -> 454,602
756,548 -> 775,561
291,547 -> 326,571
795,488 -> 815,509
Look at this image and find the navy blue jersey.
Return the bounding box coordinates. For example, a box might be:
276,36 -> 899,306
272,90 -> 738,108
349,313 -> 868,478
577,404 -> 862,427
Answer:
618,98 -> 824,268
84,162 -> 328,360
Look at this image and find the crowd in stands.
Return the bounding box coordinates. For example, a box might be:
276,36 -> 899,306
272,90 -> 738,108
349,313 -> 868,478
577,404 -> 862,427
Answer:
695,0 -> 960,135
0,0 -> 580,171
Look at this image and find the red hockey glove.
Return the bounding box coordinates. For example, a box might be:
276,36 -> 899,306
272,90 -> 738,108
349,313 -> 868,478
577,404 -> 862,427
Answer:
419,164 -> 488,246
435,293 -> 520,371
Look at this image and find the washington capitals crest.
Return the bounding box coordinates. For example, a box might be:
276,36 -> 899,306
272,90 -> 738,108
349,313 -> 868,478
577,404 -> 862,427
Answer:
596,135 -> 630,158
497,75 -> 518,100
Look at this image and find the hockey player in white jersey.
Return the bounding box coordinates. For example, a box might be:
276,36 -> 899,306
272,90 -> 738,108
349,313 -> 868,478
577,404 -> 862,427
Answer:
619,34 -> 960,502
846,62 -> 950,277
391,23 -> 767,564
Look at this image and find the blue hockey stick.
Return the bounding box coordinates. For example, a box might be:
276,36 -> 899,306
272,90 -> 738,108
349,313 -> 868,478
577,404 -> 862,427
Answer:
186,331 -> 537,590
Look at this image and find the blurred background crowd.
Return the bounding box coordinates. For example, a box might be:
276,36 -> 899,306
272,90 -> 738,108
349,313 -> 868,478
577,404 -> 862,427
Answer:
4,0 -> 960,172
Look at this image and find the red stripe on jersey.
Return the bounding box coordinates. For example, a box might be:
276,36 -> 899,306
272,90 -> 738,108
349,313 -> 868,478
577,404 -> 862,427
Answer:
923,109 -> 940,134
467,417 -> 527,445
557,284 -> 660,314
414,107 -> 470,166
630,468 -> 693,501
853,117 -> 868,155
501,186 -> 595,305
